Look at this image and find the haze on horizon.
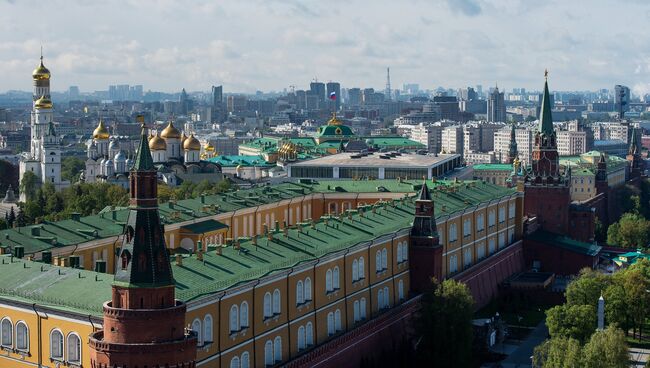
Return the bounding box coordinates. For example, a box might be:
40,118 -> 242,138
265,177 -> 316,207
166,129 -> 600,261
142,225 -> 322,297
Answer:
1,0 -> 650,95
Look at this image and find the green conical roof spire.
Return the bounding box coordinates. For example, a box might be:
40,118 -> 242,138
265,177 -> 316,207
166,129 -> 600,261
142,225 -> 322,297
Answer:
629,127 -> 639,155
539,70 -> 554,136
133,124 -> 154,171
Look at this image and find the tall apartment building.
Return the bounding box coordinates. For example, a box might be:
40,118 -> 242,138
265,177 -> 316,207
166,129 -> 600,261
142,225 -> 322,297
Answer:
310,82 -> 326,102
614,84 -> 630,118
494,126 -> 534,164
227,95 -> 248,113
327,82 -> 341,111
410,123 -> 444,153
212,85 -> 223,106
441,125 -> 464,154
487,87 -> 506,122
348,88 -> 362,107
556,130 -> 588,156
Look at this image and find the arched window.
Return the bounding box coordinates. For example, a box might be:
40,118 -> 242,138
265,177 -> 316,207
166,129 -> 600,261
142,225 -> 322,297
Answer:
360,298 -> 367,319
204,315 -> 213,343
50,329 -> 63,360
477,213 -> 485,231
489,238 -> 496,255
15,321 -> 28,351
396,243 -> 402,263
352,259 -> 359,281
67,333 -> 81,364
1,318 -> 12,347
230,356 -> 241,368
353,300 -> 360,322
464,248 -> 472,267
383,286 -> 390,308
375,250 -> 381,273
272,289 -> 281,315
403,242 -> 408,261
306,322 -> 314,346
297,326 -> 306,350
327,312 -> 334,335
264,292 -> 272,318
334,309 -> 342,331
489,210 -> 496,227
240,301 -> 249,328
229,305 -> 238,333
304,277 -> 312,301
450,255 -> 458,274
378,288 -> 384,309
333,266 -> 340,290
358,257 -> 365,278
398,280 -> 405,301
274,336 -> 282,363
296,280 -> 304,305
381,249 -> 388,270
326,269 -> 333,292
264,340 -> 274,366
241,352 -> 250,368
449,223 -> 458,242
192,318 -> 203,345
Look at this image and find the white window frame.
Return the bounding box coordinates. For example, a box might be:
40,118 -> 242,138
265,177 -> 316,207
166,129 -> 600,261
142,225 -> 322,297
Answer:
66,332 -> 81,364
306,322 -> 314,346
296,280 -> 304,305
264,292 -> 272,318
50,329 -> 64,361
264,340 -> 273,366
15,321 -> 28,352
375,250 -> 382,273
272,289 -> 281,315
333,266 -> 340,290
488,210 -> 496,227
381,248 -> 388,270
326,269 -> 333,292
241,352 -> 250,368
204,314 -> 213,343
327,312 -> 335,336
334,309 -> 342,331
352,259 -> 359,281
1,317 -> 12,348
240,302 -> 249,328
274,336 -> 282,363
304,277 -> 312,301
229,305 -> 239,333
358,257 -> 365,278
360,298 -> 367,319
383,286 -> 389,308
477,213 -> 485,231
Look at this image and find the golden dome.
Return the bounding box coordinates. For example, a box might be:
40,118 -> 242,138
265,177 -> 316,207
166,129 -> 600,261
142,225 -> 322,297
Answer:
327,112 -> 342,126
93,119 -> 109,140
160,121 -> 181,139
34,95 -> 53,110
205,142 -> 215,152
183,134 -> 201,151
149,133 -> 167,150
32,58 -> 51,81
180,133 -> 188,146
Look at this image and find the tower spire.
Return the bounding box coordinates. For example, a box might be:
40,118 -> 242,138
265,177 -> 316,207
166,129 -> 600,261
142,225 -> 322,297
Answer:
539,70 -> 554,136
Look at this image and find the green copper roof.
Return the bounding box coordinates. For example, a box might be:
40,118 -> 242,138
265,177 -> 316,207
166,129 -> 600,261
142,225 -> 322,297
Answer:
0,180 -> 516,316
316,124 -> 355,138
526,230 -> 601,256
207,155 -> 274,168
473,164 -> 514,171
134,128 -> 154,170
539,77 -> 554,136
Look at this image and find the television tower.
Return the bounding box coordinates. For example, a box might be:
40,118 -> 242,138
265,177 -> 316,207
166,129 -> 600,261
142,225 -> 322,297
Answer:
385,67 -> 391,101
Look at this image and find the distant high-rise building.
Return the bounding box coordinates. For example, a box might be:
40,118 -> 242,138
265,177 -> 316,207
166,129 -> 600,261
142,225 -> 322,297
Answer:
403,83 -> 419,94
179,88 -> 189,115
487,86 -> 506,122
362,88 -> 375,105
457,87 -> 477,101
211,85 -> 223,106
310,82 -> 326,103
326,82 -> 341,111
68,86 -> 79,100
227,95 -> 247,113
295,90 -> 307,110
614,84 -> 630,119
348,88 -> 362,107
131,85 -> 143,100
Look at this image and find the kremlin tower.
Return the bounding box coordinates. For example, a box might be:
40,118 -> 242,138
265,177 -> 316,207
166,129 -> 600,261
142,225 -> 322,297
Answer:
409,181 -> 443,291
523,71 -> 571,235
88,125 -> 197,368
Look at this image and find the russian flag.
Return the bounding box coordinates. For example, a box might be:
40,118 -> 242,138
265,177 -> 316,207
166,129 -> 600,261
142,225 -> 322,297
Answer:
329,91 -> 337,100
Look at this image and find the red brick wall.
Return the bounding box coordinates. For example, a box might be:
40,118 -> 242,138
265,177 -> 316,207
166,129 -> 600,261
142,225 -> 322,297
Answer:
523,238 -> 598,275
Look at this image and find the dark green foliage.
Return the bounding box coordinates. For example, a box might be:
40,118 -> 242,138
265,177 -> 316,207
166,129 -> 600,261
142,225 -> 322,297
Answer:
415,279 -> 474,367
0,159 -> 18,197
157,179 -> 232,203
61,156 -> 85,183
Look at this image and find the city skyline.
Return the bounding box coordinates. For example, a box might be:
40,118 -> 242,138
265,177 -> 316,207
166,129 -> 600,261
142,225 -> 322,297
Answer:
2,0 -> 650,95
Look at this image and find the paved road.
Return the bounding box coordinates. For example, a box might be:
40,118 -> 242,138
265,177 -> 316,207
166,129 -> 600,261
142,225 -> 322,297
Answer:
630,347 -> 649,367
497,322 -> 548,368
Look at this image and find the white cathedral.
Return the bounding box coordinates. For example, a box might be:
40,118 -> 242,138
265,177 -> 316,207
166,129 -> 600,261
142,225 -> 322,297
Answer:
18,54 -> 69,201
82,119 -> 219,187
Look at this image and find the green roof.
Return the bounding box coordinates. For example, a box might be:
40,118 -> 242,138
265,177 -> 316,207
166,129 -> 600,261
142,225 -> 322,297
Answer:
0,180 -> 515,316
473,164 -> 514,172
364,136 -> 425,148
315,124 -> 355,138
526,230 -> 601,256
180,219 -> 229,234
207,155 -> 274,168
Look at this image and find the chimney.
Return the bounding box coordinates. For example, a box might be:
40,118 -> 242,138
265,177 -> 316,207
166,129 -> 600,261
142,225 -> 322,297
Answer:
71,213 -> 81,221
234,238 -> 240,250
94,259 -> 107,273
197,249 -> 203,261
216,245 -> 222,255
41,250 -> 52,264
275,221 -> 280,232
175,254 -> 183,266
252,235 -> 258,248
13,246 -> 24,259
197,240 -> 203,253
200,194 -> 206,204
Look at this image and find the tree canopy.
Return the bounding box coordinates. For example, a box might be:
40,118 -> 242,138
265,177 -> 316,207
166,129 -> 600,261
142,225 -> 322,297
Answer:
415,278 -> 475,367
606,212 -> 650,249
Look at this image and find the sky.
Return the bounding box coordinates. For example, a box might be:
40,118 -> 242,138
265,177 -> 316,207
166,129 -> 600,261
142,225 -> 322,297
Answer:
2,0 -> 650,95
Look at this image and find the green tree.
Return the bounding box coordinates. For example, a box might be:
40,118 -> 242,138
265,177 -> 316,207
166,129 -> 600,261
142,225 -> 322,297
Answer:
0,159 -> 19,197
0,218 -> 7,230
594,217 -> 607,243
415,279 -> 474,367
582,326 -> 629,368
15,207 -> 26,227
607,212 -> 650,248
546,304 -> 597,343
6,207 -> 15,227
533,337 -> 583,368
61,157 -> 85,183
565,268 -> 610,307
19,170 -> 38,201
